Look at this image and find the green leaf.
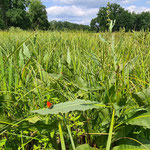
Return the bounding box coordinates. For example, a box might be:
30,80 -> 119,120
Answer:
0,138 -> 6,147
132,87 -> 150,105
26,116 -> 40,124
58,123 -> 66,150
113,145 -> 148,150
127,111 -> 150,129
112,139 -> 150,150
19,50 -> 24,69
75,76 -> 87,88
41,66 -> 61,80
99,35 -> 108,44
124,56 -> 138,75
23,43 -> 31,58
48,73 -> 61,80
76,144 -> 96,150
32,99 -> 103,115
0,114 -> 13,129
43,53 -> 49,63
67,48 -> 71,65
106,109 -> 115,150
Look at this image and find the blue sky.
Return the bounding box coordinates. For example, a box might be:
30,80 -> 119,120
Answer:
41,0 -> 150,25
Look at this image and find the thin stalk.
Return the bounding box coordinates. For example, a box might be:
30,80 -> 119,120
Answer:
106,108 -> 115,150
58,122 -> 66,150
63,115 -> 76,150
21,131 -> 25,150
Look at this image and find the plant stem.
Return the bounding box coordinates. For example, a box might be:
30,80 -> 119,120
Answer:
106,108 -> 115,150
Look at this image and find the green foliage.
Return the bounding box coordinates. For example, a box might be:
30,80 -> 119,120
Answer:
76,144 -> 96,150
0,0 -> 30,29
28,0 -> 49,30
0,30 -> 150,149
6,8 -> 31,29
91,3 -> 150,32
132,87 -> 150,106
0,17 -> 5,29
113,139 -> 150,150
127,110 -> 150,129
32,99 -> 102,115
49,21 -> 90,31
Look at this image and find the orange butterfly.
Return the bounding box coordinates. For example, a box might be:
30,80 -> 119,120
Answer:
47,101 -> 53,109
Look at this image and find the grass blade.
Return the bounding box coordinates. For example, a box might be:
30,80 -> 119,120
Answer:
106,109 -> 115,150
58,122 -> 66,150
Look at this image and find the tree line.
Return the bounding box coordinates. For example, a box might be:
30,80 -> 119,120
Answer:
0,0 -> 49,30
0,0 -> 90,31
91,3 -> 150,32
0,1 -> 150,31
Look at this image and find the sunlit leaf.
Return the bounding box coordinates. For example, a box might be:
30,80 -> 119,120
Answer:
32,99 -> 103,115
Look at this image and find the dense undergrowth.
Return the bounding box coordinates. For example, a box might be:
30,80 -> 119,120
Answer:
0,29 -> 150,149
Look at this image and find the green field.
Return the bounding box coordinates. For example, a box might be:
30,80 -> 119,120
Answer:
0,29 -> 150,149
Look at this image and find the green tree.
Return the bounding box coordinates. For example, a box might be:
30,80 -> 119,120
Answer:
0,0 -> 11,28
90,18 -> 99,32
48,20 -> 90,31
28,0 -> 49,30
6,8 -> 31,29
91,3 -> 134,32
137,12 -> 150,30
0,17 -> 5,29
0,0 -> 30,29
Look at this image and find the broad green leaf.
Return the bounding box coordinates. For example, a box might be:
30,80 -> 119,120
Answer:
112,139 -> 150,150
75,76 -> 87,88
18,120 -> 57,133
126,108 -> 147,119
32,99 -> 103,115
40,65 -> 61,80
113,145 -> 148,150
127,112 -> 150,129
76,144 -> 96,150
132,87 -> 150,105
26,116 -> 40,124
124,56 -> 138,75
23,43 -> 31,58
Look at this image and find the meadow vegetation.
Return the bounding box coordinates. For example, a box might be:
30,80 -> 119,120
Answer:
0,29 -> 150,149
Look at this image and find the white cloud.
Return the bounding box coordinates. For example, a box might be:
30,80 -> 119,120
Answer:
45,0 -> 150,25
53,0 -> 130,8
146,1 -> 150,4
43,0 -> 140,9
126,5 -> 150,13
46,5 -> 98,24
121,0 -> 138,4
122,0 -> 130,4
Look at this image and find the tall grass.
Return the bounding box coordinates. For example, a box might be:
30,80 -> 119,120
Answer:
0,29 -> 150,149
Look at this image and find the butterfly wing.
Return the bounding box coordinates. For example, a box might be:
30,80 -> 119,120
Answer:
47,101 -> 53,109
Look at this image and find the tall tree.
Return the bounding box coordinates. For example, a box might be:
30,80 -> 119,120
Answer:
0,0 -> 30,29
90,3 -> 134,32
0,0 -> 11,28
137,12 -> 150,30
28,0 -> 49,30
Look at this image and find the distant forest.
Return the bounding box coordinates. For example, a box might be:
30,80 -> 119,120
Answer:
0,0 -> 150,31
